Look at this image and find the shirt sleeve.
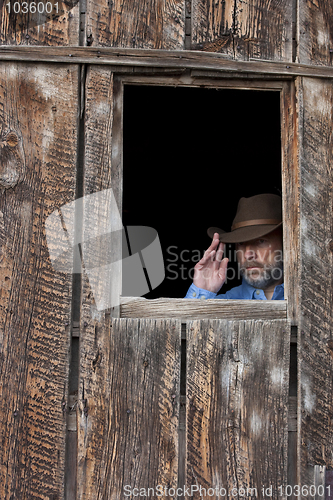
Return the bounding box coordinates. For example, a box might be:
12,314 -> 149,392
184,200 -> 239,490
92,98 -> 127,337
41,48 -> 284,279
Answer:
184,283 -> 217,300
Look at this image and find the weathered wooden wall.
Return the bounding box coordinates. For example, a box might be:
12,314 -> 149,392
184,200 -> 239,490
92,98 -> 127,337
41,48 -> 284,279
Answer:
298,77 -> 333,478
191,0 -> 293,60
297,0 -> 333,491
1,0 -> 333,498
186,319 -> 289,499
0,63 -> 79,499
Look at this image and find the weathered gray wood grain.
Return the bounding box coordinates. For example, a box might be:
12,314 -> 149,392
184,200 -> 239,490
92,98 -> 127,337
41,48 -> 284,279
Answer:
2,46 -> 333,79
121,297 -> 287,320
0,63 -> 78,499
281,80 -> 300,325
299,78 -> 333,482
0,2 -> 79,46
299,0 -> 333,66
186,319 -> 290,499
86,0 -> 185,49
78,318 -> 181,499
77,65 -> 117,499
192,0 -> 293,61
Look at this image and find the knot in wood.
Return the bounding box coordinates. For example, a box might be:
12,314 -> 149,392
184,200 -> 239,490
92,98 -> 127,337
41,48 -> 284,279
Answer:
5,132 -> 19,148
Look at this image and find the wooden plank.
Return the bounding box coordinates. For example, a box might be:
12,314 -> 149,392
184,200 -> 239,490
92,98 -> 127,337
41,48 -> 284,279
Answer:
186,319 -> 290,499
281,80 -> 300,325
120,297 -> 287,320
0,0 -> 80,45
191,0 -> 293,61
77,318 -> 181,499
86,0 -> 185,49
299,0 -> 333,66
0,62 -> 78,499
298,78 -> 333,484
2,46 -> 333,79
76,65 -> 117,498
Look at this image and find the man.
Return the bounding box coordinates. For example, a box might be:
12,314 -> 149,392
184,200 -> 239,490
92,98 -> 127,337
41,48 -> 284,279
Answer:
185,193 -> 284,301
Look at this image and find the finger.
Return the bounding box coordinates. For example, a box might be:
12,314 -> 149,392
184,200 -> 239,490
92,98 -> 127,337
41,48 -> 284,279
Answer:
215,242 -> 225,262
218,257 -> 229,277
196,249 -> 216,268
205,233 -> 220,254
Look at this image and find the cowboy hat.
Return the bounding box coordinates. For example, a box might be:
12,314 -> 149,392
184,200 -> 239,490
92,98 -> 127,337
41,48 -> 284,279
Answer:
207,193 -> 282,244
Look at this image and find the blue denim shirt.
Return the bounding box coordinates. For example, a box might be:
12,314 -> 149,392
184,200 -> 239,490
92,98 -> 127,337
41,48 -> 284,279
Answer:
185,280 -> 284,300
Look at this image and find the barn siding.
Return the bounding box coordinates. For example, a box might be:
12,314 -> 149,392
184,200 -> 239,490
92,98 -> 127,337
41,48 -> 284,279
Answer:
298,77 -> 333,481
77,318 -> 181,499
186,319 -> 290,499
86,0 -> 186,49
298,0 -> 333,66
0,0 -> 333,498
0,2 -> 80,46
0,63 -> 78,499
191,0 -> 293,60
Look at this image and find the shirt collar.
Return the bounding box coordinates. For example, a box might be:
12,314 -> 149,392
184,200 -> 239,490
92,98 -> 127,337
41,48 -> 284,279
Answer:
241,279 -> 284,299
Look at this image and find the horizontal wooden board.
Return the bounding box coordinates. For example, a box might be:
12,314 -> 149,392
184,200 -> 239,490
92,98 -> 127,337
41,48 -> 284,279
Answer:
191,0 -> 293,61
120,296 -> 287,320
186,319 -> 290,499
86,0 -> 185,49
0,63 -> 78,499
2,46 -> 333,79
77,318 -> 181,499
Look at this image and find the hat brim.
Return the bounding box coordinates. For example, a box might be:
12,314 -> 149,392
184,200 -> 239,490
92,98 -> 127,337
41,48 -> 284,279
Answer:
207,222 -> 282,244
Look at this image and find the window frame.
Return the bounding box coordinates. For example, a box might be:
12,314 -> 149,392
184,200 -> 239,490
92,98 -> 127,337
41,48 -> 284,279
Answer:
112,73 -> 298,323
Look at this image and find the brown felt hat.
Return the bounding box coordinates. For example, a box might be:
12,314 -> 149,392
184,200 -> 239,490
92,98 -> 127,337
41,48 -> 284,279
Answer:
207,193 -> 282,244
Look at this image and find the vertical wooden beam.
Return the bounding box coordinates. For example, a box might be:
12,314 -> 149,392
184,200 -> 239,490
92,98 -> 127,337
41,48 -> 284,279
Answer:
298,77 -> 333,484
281,80 -> 300,325
186,319 -> 290,499
0,62 -> 79,500
76,64 -> 115,498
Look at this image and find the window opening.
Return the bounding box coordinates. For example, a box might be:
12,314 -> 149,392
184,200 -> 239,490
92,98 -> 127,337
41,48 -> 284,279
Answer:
123,85 -> 281,299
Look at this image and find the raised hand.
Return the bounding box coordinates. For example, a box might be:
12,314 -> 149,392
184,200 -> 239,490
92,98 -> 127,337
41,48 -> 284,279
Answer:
193,233 -> 229,293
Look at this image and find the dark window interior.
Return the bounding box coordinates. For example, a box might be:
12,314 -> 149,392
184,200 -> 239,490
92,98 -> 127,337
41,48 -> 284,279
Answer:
123,85 -> 281,299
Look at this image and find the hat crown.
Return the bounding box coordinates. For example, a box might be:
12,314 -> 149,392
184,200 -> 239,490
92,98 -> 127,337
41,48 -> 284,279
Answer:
233,193 -> 282,226
207,193 -> 282,244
